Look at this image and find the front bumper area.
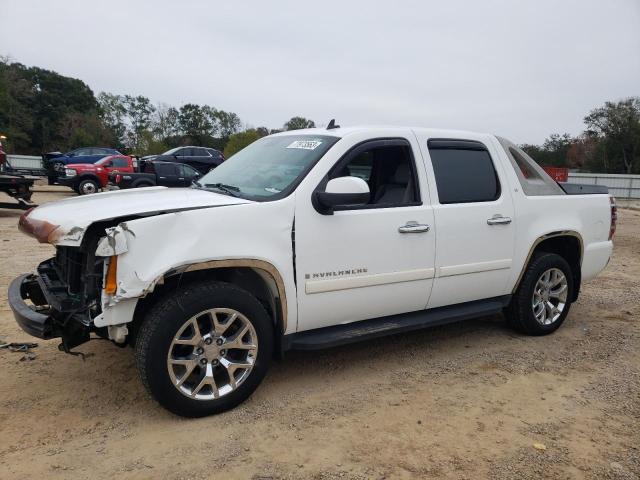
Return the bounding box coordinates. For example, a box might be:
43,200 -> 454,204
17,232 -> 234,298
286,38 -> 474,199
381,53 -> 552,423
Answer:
8,271 -> 92,349
56,175 -> 79,189
8,274 -> 54,339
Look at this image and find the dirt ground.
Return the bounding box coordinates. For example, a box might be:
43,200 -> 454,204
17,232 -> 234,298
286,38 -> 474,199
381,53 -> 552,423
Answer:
0,186 -> 638,480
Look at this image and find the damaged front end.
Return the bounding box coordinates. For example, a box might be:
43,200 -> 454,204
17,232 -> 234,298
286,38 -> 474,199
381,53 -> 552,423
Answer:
9,187 -> 259,354
9,217 -> 130,354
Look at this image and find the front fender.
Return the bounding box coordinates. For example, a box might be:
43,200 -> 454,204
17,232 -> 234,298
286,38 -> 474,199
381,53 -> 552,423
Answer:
99,197 -> 298,333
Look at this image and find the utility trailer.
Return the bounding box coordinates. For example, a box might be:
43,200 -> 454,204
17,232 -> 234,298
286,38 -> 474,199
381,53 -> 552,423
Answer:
0,173 -> 37,210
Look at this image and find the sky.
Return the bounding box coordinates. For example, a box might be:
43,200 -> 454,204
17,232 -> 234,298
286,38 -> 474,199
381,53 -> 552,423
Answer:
2,0 -> 639,144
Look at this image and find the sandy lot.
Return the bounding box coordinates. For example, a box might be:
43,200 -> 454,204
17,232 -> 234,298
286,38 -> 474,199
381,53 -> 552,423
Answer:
0,186 -> 638,480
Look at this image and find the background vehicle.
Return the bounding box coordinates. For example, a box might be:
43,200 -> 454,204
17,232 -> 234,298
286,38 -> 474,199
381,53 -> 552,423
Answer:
10,126 -> 614,417
44,147 -> 122,184
143,146 -> 224,174
109,160 -> 201,189
0,139 -> 36,209
58,155 -> 135,195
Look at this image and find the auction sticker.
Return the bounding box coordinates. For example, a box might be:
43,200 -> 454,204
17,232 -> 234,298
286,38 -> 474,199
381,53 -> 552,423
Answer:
286,140 -> 323,150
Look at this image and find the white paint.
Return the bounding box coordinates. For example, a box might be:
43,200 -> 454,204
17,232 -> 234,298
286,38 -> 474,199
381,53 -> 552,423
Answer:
306,268 -> 435,294
325,176 -> 369,194
437,259 -> 512,278
20,126 -> 614,336
25,186 -> 251,246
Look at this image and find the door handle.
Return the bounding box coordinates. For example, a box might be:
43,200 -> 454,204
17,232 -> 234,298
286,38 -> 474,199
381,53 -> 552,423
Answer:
487,214 -> 512,225
398,221 -> 430,233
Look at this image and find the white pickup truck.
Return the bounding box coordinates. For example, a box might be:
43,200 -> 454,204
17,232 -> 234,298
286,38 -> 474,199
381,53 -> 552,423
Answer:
9,125 -> 615,417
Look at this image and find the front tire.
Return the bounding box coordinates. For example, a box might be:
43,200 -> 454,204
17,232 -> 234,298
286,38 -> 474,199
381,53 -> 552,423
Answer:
78,178 -> 99,195
506,252 -> 573,336
135,281 -> 274,417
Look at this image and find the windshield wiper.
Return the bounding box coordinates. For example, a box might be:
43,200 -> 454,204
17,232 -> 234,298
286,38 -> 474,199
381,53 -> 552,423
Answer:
204,182 -> 241,197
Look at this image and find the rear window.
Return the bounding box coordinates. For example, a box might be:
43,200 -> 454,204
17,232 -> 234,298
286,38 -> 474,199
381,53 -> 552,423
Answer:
496,136 -> 565,196
112,157 -> 129,167
428,140 -> 500,204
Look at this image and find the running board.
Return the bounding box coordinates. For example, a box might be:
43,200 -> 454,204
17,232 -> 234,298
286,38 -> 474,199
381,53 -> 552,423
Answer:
284,296 -> 511,351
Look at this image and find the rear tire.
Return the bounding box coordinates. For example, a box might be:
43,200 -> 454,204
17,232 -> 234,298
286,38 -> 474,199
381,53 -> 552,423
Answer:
135,281 -> 274,417
506,252 -> 573,335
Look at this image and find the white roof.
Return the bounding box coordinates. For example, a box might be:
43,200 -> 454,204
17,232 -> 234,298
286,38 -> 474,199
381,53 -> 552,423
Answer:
272,125 -> 495,140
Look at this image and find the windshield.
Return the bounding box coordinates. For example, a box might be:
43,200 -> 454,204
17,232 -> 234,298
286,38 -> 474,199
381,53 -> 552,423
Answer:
95,155 -> 113,165
196,135 -> 339,199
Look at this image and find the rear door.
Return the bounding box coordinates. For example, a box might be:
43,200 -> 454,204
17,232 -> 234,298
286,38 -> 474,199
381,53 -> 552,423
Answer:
418,137 -> 516,308
155,163 -> 181,187
173,148 -> 191,165
190,148 -> 215,173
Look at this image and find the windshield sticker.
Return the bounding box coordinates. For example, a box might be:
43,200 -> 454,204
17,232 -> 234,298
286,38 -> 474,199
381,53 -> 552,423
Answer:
286,140 -> 323,150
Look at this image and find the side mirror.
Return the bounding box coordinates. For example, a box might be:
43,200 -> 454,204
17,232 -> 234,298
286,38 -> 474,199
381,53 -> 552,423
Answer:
313,176 -> 370,214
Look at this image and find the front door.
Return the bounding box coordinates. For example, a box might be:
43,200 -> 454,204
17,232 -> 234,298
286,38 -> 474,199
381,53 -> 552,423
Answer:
294,138 -> 436,331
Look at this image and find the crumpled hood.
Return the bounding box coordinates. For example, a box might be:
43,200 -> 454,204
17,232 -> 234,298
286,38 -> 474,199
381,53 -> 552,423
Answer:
19,186 -> 252,246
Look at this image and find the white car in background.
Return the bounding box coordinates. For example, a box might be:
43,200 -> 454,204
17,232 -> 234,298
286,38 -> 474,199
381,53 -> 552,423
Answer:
10,124 -> 615,417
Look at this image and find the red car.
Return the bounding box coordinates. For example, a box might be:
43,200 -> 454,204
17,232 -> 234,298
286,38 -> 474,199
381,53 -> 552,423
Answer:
58,155 -> 136,195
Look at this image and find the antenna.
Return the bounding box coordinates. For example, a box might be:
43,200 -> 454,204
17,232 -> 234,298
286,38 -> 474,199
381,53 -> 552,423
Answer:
327,119 -> 340,130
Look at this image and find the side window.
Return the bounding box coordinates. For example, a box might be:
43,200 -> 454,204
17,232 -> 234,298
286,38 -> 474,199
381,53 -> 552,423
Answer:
178,164 -> 198,177
193,148 -> 209,156
112,157 -> 129,167
155,163 -> 176,176
496,136 -> 564,196
328,141 -> 420,207
428,140 -> 500,204
345,151 -> 373,182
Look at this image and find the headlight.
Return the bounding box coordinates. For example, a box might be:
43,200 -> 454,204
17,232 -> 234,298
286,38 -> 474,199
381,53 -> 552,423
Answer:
65,168 -> 77,177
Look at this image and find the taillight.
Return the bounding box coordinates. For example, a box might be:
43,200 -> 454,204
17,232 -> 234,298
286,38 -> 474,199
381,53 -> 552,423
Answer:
609,195 -> 617,240
115,174 -> 122,183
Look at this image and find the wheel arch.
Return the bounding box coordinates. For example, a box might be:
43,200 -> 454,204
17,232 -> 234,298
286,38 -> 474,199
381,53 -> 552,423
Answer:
77,174 -> 101,187
130,259 -> 288,346
513,231 -> 583,302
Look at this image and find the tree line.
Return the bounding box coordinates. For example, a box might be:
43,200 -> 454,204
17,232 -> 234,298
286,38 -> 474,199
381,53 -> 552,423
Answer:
1,58 -> 638,172
0,58 -> 315,158
521,97 -> 640,174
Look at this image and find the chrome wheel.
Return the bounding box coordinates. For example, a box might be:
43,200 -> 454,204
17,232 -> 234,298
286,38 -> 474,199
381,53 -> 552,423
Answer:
532,268 -> 568,325
167,308 -> 258,400
80,181 -> 97,194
